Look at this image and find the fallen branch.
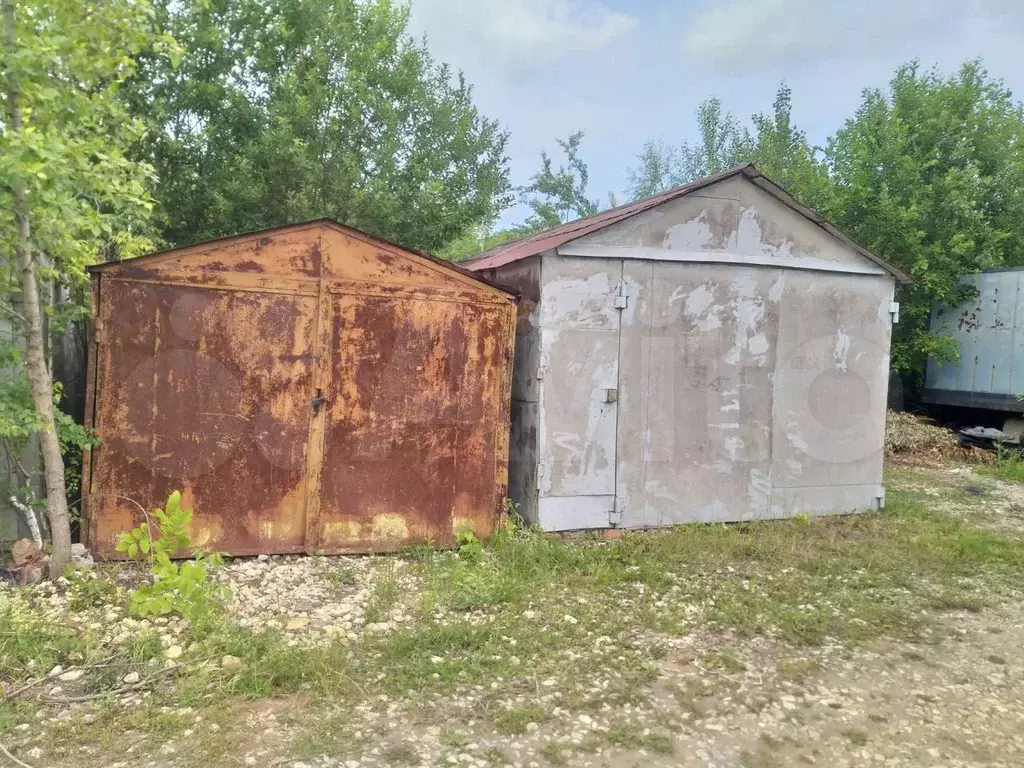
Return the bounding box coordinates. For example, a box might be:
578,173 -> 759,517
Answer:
37,663 -> 184,704
3,656 -> 123,702
0,742 -> 34,768
2,676 -> 46,701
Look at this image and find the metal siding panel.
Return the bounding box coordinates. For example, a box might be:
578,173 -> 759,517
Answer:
491,258 -> 542,525
538,258 -> 620,508
538,495 -> 615,531
615,261 -> 656,528
973,272 -> 1007,393
90,279 -> 318,557
926,270 -> 1024,400
954,277 -> 983,393
769,484 -> 879,518
315,292 -> 511,551
771,273 -> 892,491
1013,272 -> 1024,396
630,263 -> 780,525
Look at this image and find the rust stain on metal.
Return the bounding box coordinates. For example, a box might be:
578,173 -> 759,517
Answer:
84,221 -> 516,558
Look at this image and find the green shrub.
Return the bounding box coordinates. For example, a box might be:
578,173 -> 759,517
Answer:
115,490 -> 227,620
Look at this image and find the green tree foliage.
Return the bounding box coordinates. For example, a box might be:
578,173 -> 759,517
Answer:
135,0 -> 511,253
1,0 -> 167,575
627,97 -> 750,199
519,131 -> 600,231
626,86 -> 826,204
440,131 -> 599,261
745,84 -> 831,210
826,60 -> 1024,373
438,221 -> 527,262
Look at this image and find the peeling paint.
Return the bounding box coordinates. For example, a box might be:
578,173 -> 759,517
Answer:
787,432 -> 810,453
724,272 -> 768,366
544,273 -> 614,327
723,436 -> 744,460
675,282 -> 723,331
747,468 -> 771,516
834,329 -> 851,371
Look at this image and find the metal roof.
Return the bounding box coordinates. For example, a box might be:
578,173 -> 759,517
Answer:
89,218 -> 520,297
463,164 -> 912,284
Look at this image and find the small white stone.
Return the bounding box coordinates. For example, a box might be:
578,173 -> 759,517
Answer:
165,645 -> 183,660
59,669 -> 84,682
48,665 -> 63,678
123,672 -> 141,685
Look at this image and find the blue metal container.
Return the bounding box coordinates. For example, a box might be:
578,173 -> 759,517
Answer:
924,267 -> 1024,411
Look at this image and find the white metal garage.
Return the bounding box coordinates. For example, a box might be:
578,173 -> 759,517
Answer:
466,165 -> 911,531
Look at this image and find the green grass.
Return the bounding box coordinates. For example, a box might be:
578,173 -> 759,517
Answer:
363,559 -> 399,624
494,704 -> 547,735
5,483 -> 1024,765
978,445 -> 1024,483
414,489 -> 1024,648
605,724 -> 675,754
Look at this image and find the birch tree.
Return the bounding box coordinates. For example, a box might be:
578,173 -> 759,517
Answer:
1,0 -> 168,575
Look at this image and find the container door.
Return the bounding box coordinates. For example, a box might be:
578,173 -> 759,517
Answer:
536,258 -> 621,530
88,281 -> 319,556
312,290 -> 508,552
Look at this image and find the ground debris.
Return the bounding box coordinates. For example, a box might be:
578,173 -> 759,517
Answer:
885,410 -> 992,466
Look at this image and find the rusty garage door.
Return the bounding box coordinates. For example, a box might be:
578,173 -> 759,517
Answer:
83,221 -> 516,557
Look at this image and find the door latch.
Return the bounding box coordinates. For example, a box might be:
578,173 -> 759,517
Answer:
311,390 -> 326,415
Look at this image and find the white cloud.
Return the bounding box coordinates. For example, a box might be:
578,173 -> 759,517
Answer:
406,0 -> 637,75
682,0 -> 967,73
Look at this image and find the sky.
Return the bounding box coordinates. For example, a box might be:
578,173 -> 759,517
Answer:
405,0 -> 1024,224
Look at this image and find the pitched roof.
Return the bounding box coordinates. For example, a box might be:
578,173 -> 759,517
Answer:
88,218 -> 519,296
463,164 -> 912,284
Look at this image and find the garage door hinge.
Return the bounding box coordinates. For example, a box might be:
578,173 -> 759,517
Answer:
612,295 -> 628,310
91,319 -> 104,345
608,499 -> 622,527
889,301 -> 900,324
875,486 -> 886,510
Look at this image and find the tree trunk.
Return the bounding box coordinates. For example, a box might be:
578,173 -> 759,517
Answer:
3,0 -> 73,578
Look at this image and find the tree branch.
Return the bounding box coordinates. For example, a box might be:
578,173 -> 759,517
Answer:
0,742 -> 35,768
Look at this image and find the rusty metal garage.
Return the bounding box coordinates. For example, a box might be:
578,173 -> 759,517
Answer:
467,165 -> 911,531
83,220 -> 516,556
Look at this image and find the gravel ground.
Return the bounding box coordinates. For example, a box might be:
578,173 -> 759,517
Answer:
3,465 -> 1023,768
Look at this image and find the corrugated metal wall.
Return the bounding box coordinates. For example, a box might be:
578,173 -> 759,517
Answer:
925,269 -> 1024,410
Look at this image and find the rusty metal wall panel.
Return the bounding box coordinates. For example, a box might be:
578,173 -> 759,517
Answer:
87,278 -> 318,556
314,290 -> 512,552
85,221 -> 516,557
